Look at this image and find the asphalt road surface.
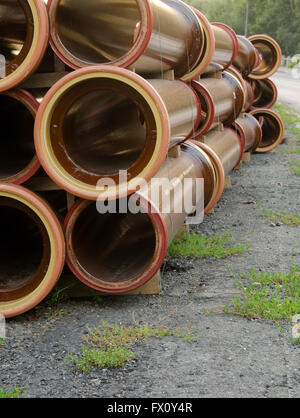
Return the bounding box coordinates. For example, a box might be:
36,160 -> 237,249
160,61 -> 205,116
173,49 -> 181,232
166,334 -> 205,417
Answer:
271,68 -> 300,111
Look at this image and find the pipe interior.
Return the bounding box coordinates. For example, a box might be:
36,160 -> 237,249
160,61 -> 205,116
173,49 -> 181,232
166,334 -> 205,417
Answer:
254,113 -> 280,147
0,94 -> 35,178
71,202 -> 157,284
50,78 -> 156,183
0,197 -> 51,295
0,0 -> 34,76
252,42 -> 276,75
54,0 -> 141,65
252,80 -> 275,108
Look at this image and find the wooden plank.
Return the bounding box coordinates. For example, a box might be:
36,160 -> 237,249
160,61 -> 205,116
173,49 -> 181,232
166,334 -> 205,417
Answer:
25,176 -> 62,191
168,145 -> 181,158
242,152 -> 251,163
224,175 -> 232,189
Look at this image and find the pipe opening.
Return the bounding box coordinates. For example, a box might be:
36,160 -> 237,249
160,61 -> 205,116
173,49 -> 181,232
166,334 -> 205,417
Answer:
0,93 -> 35,179
253,113 -> 281,148
251,41 -> 277,77
251,79 -> 277,109
0,196 -> 51,301
0,0 -> 34,77
53,0 -> 142,66
70,202 -> 157,286
50,77 -> 157,183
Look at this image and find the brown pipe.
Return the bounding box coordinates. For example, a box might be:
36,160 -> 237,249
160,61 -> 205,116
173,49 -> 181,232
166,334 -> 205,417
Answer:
47,0 -> 203,79
0,0 -> 49,92
64,140 -> 219,293
250,78 -> 278,109
250,108 -> 285,153
203,127 -> 244,175
34,65 -> 201,201
232,113 -> 262,153
233,35 -> 258,77
202,22 -> 239,76
0,183 -> 65,318
248,34 -> 282,80
191,70 -> 245,137
0,88 -> 40,184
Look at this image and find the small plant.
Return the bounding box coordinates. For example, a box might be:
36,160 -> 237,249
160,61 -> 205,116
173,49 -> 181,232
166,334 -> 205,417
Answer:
68,321 -> 198,372
0,386 -> 24,398
225,265 -> 300,320
40,284 -> 72,308
290,160 -> 300,175
273,103 -> 300,141
258,206 -> 300,226
167,232 -> 250,259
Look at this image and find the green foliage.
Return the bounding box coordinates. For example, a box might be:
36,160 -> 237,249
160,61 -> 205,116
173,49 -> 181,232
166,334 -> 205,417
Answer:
184,0 -> 300,56
68,321 -> 198,372
290,160 -> 300,175
0,386 -> 24,398
225,265 -> 300,320
273,103 -> 300,141
167,232 -> 251,259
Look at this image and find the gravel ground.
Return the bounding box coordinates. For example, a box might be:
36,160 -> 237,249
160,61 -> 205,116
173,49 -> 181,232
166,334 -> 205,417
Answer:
1,125 -> 300,399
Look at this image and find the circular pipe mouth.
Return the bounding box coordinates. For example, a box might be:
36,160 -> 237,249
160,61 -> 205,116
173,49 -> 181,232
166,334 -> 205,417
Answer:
0,88 -> 40,184
34,66 -> 170,201
181,7 -> 215,81
0,0 -> 49,92
64,198 -> 168,294
0,183 -> 65,318
187,140 -> 225,213
250,78 -> 278,109
248,35 -> 282,80
48,0 -> 153,70
211,22 -> 239,70
250,108 -> 285,153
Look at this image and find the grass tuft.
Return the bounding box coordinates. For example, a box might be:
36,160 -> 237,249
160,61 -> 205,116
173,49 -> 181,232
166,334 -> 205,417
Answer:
68,320 -> 198,372
225,265 -> 300,320
273,103 -> 300,141
258,206 -> 300,226
167,232 -> 250,259
0,386 -> 24,398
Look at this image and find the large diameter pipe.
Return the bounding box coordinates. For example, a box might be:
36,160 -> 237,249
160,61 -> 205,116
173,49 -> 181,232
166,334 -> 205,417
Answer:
47,0 -> 203,79
0,183 -> 65,318
250,108 -> 285,153
233,35 -> 260,77
226,66 -> 255,112
248,35 -> 282,80
201,22 -> 239,76
232,113 -> 262,153
34,65 -> 201,201
191,70 -> 245,137
0,88 -> 40,184
64,141 -> 219,293
180,7 -> 215,81
250,78 -> 278,110
0,0 -> 49,92
203,127 -> 244,175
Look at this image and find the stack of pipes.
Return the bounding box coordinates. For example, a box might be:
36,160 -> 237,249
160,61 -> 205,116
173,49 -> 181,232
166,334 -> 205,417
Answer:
0,0 -> 284,318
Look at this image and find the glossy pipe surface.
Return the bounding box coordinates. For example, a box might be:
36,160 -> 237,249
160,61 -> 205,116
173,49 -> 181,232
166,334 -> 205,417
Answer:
64,141 -> 216,293
203,127 -> 244,175
0,183 -> 65,318
232,113 -> 262,153
48,0 -> 203,78
34,66 -> 202,201
233,35 -> 258,77
191,70 -> 245,137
